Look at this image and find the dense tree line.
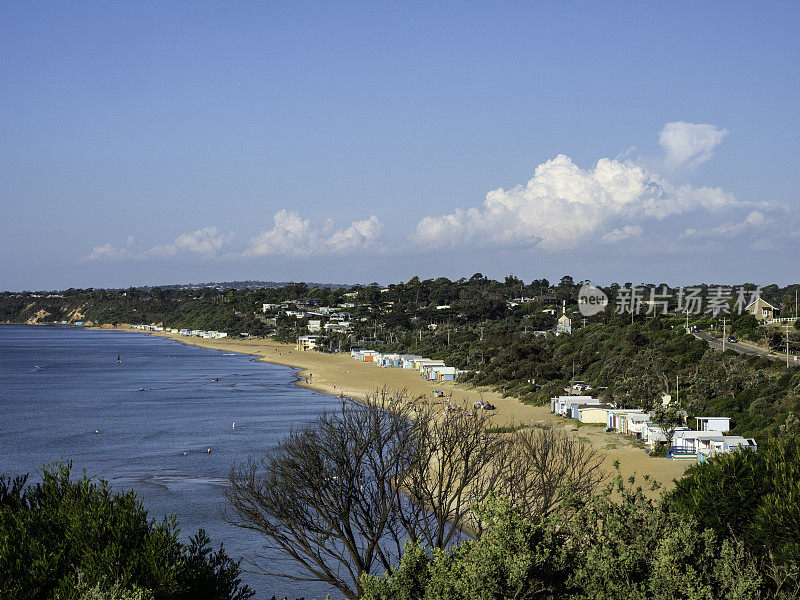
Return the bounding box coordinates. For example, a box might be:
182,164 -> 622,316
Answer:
2,277 -> 799,441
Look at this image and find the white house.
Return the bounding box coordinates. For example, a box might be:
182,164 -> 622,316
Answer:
307,319 -> 322,332
695,417 -> 731,432
672,430 -> 727,454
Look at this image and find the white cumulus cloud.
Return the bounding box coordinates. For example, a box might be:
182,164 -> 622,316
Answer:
243,210 -> 383,257
658,121 -> 729,170
145,226 -> 234,258
680,210 -> 769,240
86,243 -> 134,261
602,225 -> 643,244
86,226 -> 232,261
413,152 -> 737,252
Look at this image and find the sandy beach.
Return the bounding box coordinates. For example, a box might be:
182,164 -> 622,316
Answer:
97,328 -> 689,493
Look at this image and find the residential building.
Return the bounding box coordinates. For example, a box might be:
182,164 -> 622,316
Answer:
745,297 -> 780,321
695,417 -> 731,432
297,335 -> 321,351
556,301 -> 572,335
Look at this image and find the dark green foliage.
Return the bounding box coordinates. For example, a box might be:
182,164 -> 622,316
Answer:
668,436 -> 800,564
0,463 -> 253,600
361,483 -> 766,600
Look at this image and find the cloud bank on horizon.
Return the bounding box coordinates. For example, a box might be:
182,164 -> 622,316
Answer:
243,210 -> 383,258
86,122 -> 796,263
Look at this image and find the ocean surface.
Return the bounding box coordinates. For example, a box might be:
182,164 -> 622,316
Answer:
0,325 -> 338,599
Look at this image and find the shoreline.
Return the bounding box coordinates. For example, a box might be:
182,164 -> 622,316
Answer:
87,325 -> 690,492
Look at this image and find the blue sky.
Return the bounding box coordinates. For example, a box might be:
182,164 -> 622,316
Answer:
2,1 -> 798,290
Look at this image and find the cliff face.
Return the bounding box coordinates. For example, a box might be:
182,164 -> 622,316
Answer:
25,309 -> 52,324
65,306 -> 86,323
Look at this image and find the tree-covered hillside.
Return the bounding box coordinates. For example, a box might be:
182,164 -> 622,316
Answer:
2,276 -> 799,440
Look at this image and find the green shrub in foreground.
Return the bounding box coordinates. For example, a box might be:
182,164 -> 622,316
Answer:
0,463 -> 253,600
361,480 -> 765,600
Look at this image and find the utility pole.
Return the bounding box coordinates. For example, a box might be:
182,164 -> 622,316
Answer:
786,325 -> 792,367
571,360 -> 575,392
721,317 -> 728,352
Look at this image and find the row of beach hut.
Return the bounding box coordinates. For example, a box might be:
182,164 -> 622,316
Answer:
130,324 -> 228,339
349,349 -> 459,382
550,396 -> 756,461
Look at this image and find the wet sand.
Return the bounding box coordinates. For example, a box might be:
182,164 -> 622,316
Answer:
98,327 -> 691,493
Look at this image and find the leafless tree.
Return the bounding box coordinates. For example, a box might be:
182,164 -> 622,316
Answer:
223,388 -> 418,600
224,389 -> 602,599
501,424 -> 605,519
395,402 -> 509,544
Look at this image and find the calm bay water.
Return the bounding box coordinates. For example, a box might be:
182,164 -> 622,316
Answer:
0,325 -> 337,599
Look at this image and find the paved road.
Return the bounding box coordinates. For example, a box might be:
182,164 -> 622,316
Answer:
693,331 -> 777,359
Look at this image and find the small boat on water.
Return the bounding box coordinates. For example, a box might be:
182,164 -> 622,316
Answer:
115,355 -> 122,363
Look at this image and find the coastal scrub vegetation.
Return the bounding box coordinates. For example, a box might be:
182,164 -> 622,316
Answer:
0,463 -> 253,600
668,436 -> 800,565
360,480 -> 768,600
221,387 -> 800,599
